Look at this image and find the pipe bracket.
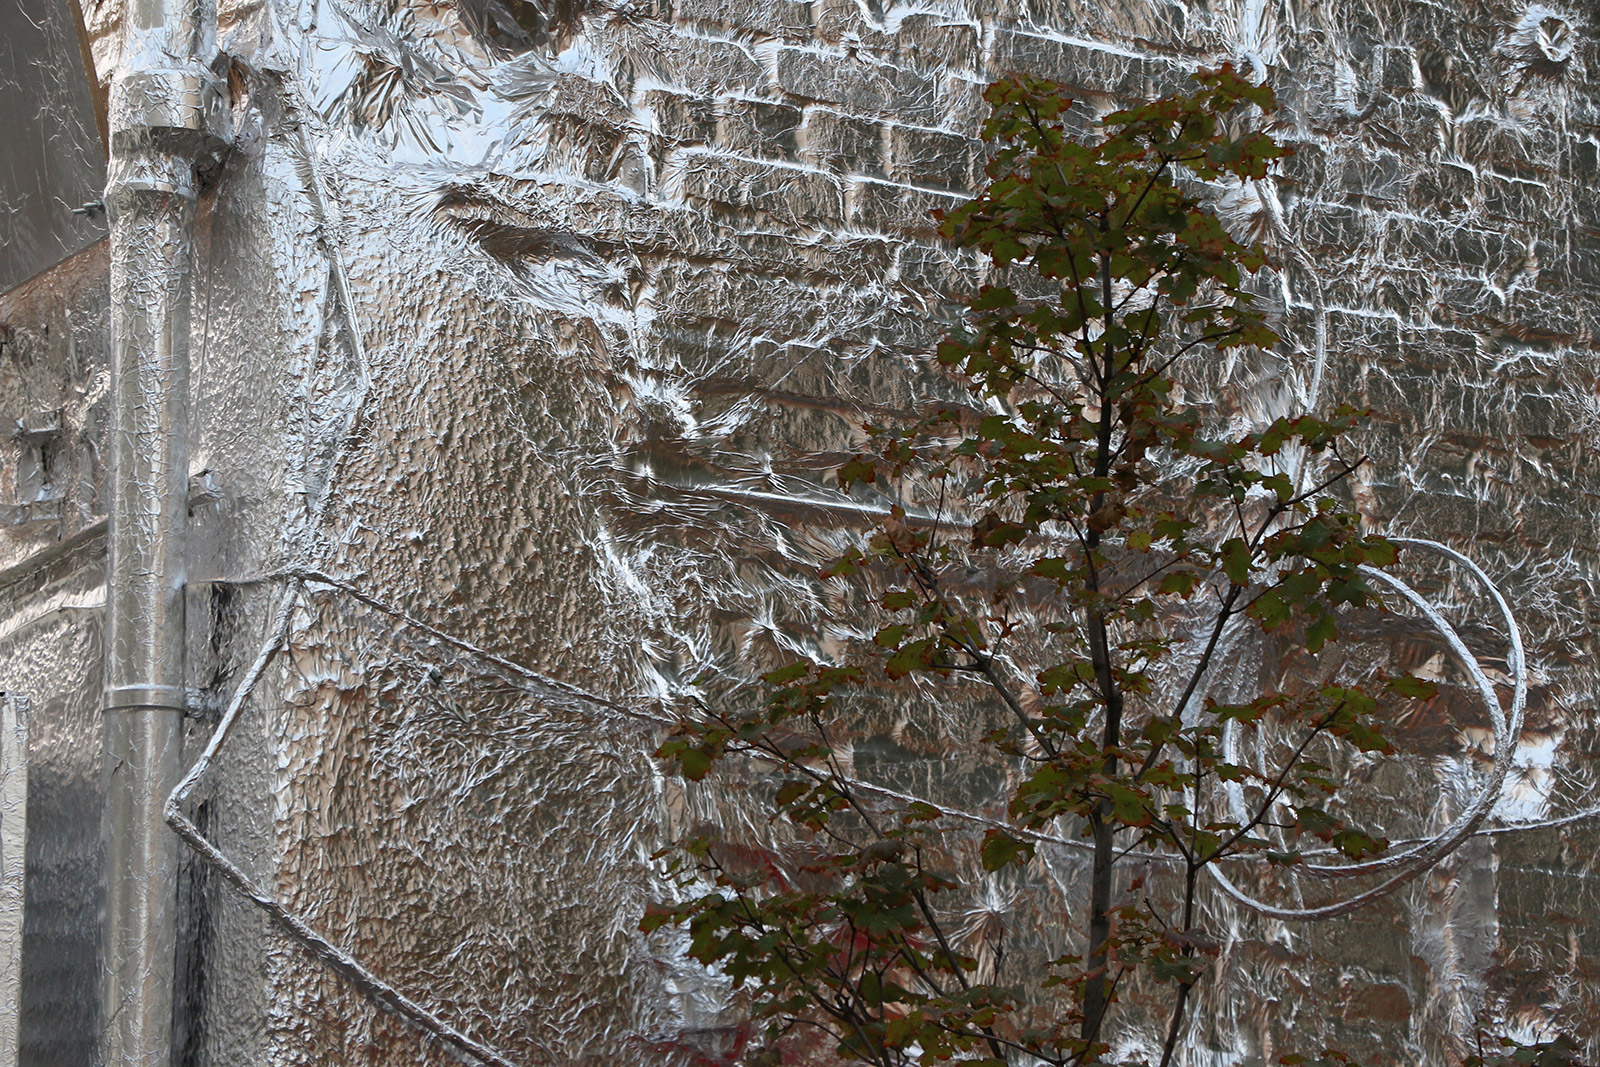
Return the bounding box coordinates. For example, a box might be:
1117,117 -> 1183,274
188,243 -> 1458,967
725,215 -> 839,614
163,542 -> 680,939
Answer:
108,64 -> 228,166
104,685 -> 189,713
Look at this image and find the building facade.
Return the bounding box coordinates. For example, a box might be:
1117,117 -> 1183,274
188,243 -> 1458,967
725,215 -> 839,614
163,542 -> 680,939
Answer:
1,0 -> 1597,1063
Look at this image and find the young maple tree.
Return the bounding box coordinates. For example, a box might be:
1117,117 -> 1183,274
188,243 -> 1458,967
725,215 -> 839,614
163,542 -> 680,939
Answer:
645,69 -> 1526,1065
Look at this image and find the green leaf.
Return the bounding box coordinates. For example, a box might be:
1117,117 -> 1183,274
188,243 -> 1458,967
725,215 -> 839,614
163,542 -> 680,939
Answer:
774,781 -> 809,807
1150,954 -> 1201,984
762,662 -> 810,686
885,638 -> 935,679
885,1012 -> 923,1047
973,512 -> 1029,548
1294,804 -> 1340,839
1339,718 -> 1392,754
1248,588 -> 1290,630
838,455 -> 878,487
1387,674 -> 1438,700
1104,781 -> 1150,826
677,746 -> 713,781
1258,418 -> 1291,455
1219,538 -> 1251,585
1305,613 -> 1337,653
875,624 -> 911,649
1159,571 -> 1198,597
1331,828 -> 1389,860
980,829 -> 1035,871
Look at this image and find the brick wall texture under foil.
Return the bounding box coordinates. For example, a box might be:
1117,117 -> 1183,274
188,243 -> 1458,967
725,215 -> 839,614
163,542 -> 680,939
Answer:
1,0 -> 1598,1064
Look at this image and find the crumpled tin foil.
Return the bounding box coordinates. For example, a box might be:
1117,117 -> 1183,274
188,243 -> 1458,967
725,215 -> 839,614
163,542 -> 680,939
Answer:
2,0 -> 1598,1062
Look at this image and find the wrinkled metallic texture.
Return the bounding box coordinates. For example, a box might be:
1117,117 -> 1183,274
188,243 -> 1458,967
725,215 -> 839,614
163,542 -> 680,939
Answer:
0,251 -> 110,1065
101,221 -> 189,1055
0,694 -> 27,1066
101,0 -> 224,1059
3,0 -> 1600,1064
0,0 -> 107,293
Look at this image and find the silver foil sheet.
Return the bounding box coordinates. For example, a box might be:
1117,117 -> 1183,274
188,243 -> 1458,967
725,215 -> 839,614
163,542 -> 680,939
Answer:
3,0 -> 1599,1063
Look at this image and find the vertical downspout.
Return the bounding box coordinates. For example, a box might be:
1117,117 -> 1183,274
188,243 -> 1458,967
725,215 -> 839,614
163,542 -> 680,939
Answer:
102,0 -> 218,1063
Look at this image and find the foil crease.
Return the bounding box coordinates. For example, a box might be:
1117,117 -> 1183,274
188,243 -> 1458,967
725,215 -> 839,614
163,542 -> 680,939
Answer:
3,0 -> 1600,1063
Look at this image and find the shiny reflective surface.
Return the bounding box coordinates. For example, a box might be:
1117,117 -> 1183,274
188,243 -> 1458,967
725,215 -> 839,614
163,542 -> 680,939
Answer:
3,0 -> 1599,1063
0,694 -> 29,1067
0,0 -> 106,294
0,250 -> 112,1066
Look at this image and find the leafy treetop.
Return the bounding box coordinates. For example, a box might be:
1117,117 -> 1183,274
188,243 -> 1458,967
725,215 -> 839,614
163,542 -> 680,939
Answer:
646,68 -> 1546,1067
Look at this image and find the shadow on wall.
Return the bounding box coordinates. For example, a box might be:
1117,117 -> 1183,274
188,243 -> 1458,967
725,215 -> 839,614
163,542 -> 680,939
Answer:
454,0 -> 602,54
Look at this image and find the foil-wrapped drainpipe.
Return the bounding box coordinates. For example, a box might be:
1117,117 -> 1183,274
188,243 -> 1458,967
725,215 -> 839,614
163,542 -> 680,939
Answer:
102,0 -> 222,1062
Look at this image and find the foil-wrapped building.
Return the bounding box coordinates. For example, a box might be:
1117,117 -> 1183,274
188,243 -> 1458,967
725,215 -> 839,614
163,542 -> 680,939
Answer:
0,0 -> 1597,1063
